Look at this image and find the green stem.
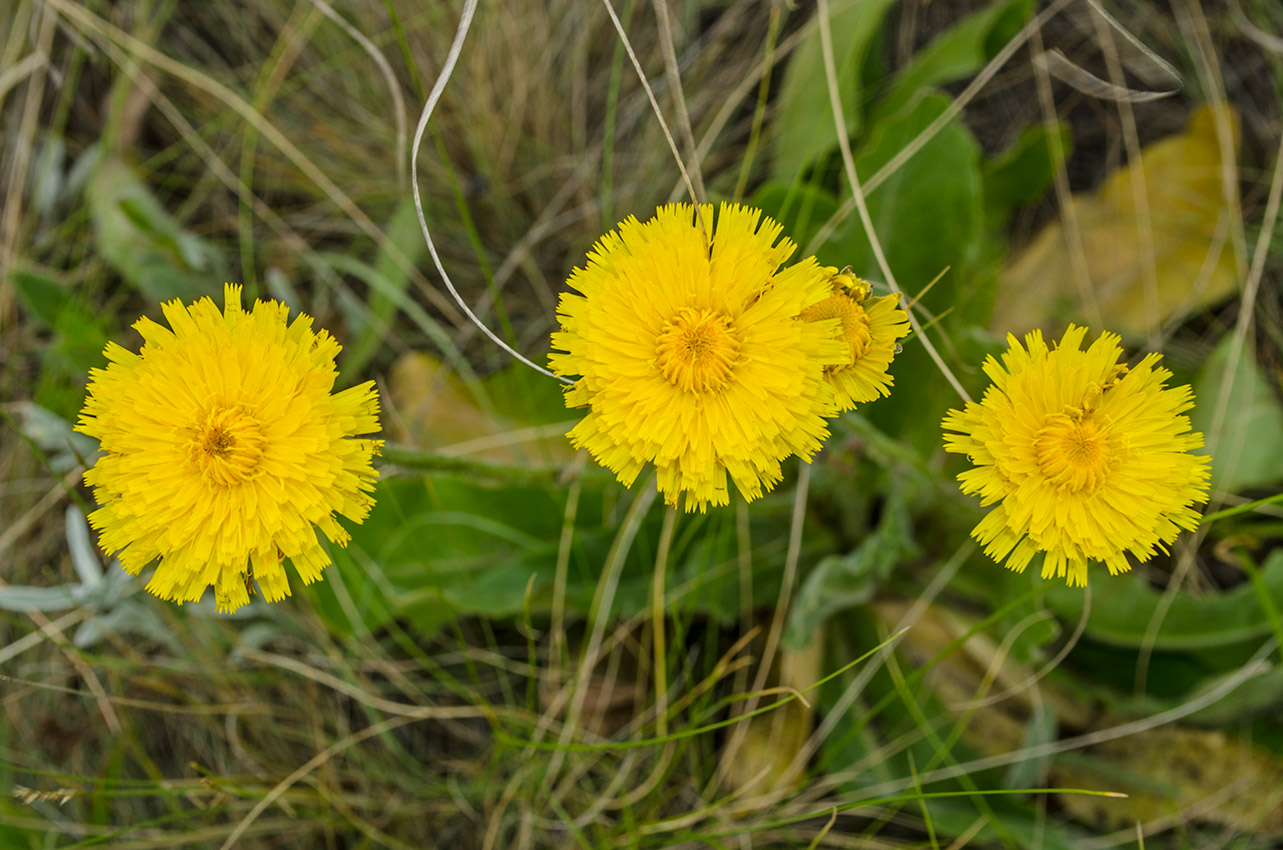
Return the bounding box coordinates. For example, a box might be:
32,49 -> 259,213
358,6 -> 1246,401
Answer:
377,443 -> 604,487
1202,491 -> 1283,524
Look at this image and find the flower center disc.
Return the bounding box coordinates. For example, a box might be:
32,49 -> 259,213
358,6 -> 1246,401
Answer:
1035,412 -> 1119,493
801,294 -> 872,365
656,307 -> 740,392
189,405 -> 266,486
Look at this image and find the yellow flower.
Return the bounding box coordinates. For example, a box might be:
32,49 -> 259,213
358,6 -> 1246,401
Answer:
800,268 -> 911,411
549,203 -> 848,511
76,284 -> 382,612
941,326 -> 1211,586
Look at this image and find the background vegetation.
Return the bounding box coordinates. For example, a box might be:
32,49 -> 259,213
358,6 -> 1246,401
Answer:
2,0 -> 1283,847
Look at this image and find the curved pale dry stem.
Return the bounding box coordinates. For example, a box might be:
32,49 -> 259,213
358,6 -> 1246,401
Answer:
42,0 -> 463,325
309,0 -> 408,181
409,0 -> 569,383
955,585 -> 1091,711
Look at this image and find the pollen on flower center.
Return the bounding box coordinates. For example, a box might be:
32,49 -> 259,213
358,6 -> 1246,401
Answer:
1035,412 -> 1119,493
801,294 -> 872,365
189,405 -> 266,487
656,307 -> 740,392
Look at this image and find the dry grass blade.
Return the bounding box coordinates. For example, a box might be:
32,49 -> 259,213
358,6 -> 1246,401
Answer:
1035,50 -> 1177,103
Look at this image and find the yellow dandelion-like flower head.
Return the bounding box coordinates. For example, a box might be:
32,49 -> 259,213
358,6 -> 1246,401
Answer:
76,284 -> 383,613
941,325 -> 1211,587
800,268 -> 911,411
549,203 -> 849,511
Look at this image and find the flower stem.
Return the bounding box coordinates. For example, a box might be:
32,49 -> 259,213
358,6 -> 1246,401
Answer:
1201,491 -> 1283,525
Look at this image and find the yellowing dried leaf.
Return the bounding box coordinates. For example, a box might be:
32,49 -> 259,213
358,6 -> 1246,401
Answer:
873,601 -> 1283,836
1053,726 -> 1283,835
385,352 -> 514,461
718,632 -> 823,799
995,105 -> 1242,338
873,599 -> 1093,741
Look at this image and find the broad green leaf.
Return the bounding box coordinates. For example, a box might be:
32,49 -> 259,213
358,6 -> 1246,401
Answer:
771,0 -> 898,182
982,122 -> 1070,229
440,558 -> 547,618
1046,549 -> 1283,650
342,475 -> 568,633
1003,702 -> 1056,789
11,269 -> 64,328
823,93 -> 985,454
875,0 -> 1034,122
301,544 -> 399,638
12,268 -> 111,377
923,798 -> 1084,850
1188,662 -> 1283,725
53,297 -> 111,373
823,92 -> 983,319
342,468 -> 814,636
750,181 -> 841,255
87,155 -> 225,303
1190,335 -> 1283,493
784,483 -> 916,648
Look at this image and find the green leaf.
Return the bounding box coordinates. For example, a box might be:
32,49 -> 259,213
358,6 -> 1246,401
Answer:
750,182 -> 841,255
12,268 -> 110,366
1046,549 -> 1283,650
1190,336 -> 1283,493
823,93 -> 985,455
320,251 -> 462,380
920,797 -> 1083,850
1188,662 -> 1283,724
301,544 -> 400,638
87,155 -> 226,303
0,584 -> 79,612
341,475 -> 568,634
982,122 -> 1070,229
441,558 -> 546,617
1003,702 -> 1056,789
874,0 -> 1034,122
11,268 -> 112,417
822,92 -> 983,316
771,0 -> 899,182
784,472 -> 918,648
11,269 -> 63,328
